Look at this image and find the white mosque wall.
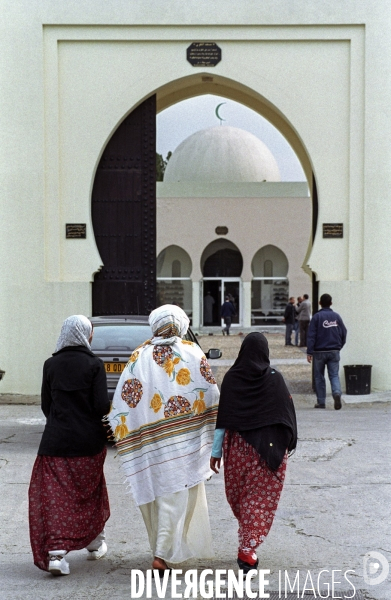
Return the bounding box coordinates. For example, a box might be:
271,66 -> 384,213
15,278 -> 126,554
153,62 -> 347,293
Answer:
1,2 -> 391,393
157,184 -> 312,292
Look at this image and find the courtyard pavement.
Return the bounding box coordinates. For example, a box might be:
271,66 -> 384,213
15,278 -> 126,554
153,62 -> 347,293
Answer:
0,334 -> 390,599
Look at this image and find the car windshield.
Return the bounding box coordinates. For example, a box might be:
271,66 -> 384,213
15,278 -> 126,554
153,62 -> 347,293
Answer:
91,324 -> 152,352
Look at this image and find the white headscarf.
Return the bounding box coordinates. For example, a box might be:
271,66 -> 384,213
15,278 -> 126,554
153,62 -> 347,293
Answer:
55,315 -> 92,352
149,304 -> 190,346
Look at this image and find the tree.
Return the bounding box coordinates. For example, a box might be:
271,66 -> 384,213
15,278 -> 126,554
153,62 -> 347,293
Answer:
156,151 -> 172,181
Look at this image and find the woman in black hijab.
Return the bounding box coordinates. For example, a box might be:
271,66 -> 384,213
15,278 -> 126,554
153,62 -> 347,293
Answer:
210,332 -> 297,572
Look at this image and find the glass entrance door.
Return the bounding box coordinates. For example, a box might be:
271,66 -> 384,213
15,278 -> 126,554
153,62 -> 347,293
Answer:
202,278 -> 241,327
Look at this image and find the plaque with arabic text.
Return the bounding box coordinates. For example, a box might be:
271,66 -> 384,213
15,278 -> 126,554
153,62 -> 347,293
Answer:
66,224 -> 86,239
187,43 -> 221,67
322,223 -> 343,238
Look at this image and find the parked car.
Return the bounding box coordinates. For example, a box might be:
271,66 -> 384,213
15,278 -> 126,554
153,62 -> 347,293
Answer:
90,315 -> 221,399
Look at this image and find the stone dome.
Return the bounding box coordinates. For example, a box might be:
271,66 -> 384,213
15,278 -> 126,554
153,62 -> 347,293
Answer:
163,125 -> 281,183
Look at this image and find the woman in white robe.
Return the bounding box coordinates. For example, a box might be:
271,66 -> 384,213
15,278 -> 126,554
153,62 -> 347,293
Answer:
108,305 -> 219,573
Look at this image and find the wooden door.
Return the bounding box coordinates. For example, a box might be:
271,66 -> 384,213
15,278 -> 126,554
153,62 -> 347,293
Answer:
92,96 -> 156,315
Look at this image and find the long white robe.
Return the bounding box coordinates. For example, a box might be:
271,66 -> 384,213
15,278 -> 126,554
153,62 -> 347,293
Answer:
139,483 -> 214,563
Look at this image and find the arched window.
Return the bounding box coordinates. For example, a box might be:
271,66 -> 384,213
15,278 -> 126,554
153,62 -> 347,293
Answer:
252,245 -> 288,277
264,260 -> 273,278
251,245 -> 289,324
156,246 -> 192,318
172,260 -> 181,278
157,245 -> 192,278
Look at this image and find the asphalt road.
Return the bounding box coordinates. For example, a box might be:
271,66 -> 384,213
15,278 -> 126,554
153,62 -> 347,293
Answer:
0,400 -> 390,600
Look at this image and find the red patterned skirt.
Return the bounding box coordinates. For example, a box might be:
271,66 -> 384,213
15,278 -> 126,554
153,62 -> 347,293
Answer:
28,448 -> 110,571
223,430 -> 287,554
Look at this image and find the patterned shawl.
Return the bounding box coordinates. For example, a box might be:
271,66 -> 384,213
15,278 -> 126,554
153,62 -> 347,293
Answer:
55,315 -> 92,352
107,307 -> 219,506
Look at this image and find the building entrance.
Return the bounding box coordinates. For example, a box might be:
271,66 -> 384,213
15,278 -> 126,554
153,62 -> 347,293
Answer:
202,278 -> 241,328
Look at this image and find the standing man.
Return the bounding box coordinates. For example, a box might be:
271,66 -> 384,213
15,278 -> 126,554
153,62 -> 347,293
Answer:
283,297 -> 296,346
221,296 -> 236,336
307,293 -> 347,410
297,293 -> 312,347
204,291 -> 215,325
294,296 -> 302,346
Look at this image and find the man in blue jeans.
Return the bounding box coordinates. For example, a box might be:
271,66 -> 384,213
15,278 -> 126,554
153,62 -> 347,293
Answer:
307,293 -> 347,410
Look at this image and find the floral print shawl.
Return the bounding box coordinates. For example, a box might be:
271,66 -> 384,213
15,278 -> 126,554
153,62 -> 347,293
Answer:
107,315 -> 219,506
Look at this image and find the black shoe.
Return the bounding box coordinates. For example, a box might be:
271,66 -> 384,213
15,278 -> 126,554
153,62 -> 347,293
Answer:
237,557 -> 259,574
333,393 -> 342,410
314,403 -> 326,409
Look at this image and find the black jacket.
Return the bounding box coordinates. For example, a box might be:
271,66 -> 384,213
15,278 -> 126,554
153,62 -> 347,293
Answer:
284,302 -> 296,325
38,346 -> 111,457
220,301 -> 236,318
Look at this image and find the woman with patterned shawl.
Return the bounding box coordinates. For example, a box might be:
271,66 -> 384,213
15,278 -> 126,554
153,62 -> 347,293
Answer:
29,315 -> 111,575
108,304 -> 219,574
210,332 -> 297,573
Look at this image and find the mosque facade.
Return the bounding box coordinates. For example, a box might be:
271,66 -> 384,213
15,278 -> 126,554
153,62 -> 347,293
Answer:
156,126 -> 311,330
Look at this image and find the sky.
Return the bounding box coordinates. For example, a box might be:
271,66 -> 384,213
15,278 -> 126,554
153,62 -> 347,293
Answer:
157,94 -> 306,182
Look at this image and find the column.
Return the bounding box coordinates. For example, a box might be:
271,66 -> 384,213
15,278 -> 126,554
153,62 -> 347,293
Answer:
242,280 -> 252,328
192,280 -> 201,330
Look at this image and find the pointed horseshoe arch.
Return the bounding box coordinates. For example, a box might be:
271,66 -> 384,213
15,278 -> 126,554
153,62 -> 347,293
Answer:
91,74 -> 318,316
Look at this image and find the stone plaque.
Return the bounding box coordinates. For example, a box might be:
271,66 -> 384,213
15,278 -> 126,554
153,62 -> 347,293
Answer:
66,223 -> 86,239
322,223 -> 343,238
187,42 -> 221,67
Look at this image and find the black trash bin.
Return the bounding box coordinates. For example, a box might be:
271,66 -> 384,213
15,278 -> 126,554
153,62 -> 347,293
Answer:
343,365 -> 372,395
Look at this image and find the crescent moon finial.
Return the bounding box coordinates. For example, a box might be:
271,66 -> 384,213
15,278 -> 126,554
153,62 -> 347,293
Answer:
215,102 -> 226,125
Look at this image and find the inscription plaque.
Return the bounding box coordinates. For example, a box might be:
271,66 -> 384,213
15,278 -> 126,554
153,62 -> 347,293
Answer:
322,223 -> 343,238
66,223 -> 86,239
187,42 -> 221,67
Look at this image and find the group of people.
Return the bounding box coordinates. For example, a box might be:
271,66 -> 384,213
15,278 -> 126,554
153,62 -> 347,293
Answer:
284,293 -> 347,410
283,293 -> 311,348
28,305 -> 297,578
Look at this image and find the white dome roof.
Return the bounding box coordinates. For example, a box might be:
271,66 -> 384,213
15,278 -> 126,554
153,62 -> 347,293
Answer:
164,126 -> 281,183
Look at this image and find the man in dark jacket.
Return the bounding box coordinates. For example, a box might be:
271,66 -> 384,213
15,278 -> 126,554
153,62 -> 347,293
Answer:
283,297 -> 296,346
221,296 -> 236,335
297,293 -> 312,347
307,294 -> 347,410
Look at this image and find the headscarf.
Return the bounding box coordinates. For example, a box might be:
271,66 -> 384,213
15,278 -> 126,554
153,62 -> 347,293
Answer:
149,304 -> 190,346
55,315 -> 92,352
216,332 -> 297,470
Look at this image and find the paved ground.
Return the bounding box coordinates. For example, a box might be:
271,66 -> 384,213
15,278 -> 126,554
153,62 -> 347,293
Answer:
0,334 -> 390,599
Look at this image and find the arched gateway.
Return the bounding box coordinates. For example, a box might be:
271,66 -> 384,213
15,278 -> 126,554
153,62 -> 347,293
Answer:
91,76 -> 317,318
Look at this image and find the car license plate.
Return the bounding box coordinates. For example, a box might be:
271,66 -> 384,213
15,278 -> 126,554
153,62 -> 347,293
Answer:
104,362 -> 126,373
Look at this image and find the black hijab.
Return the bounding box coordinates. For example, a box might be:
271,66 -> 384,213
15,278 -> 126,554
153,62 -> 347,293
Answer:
216,332 -> 297,470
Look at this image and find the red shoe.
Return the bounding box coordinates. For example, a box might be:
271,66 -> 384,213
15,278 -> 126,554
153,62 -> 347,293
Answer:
237,550 -> 259,573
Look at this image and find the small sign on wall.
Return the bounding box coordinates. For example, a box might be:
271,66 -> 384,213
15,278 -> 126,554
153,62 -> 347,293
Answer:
66,224 -> 86,239
187,43 -> 222,67
322,223 -> 343,238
